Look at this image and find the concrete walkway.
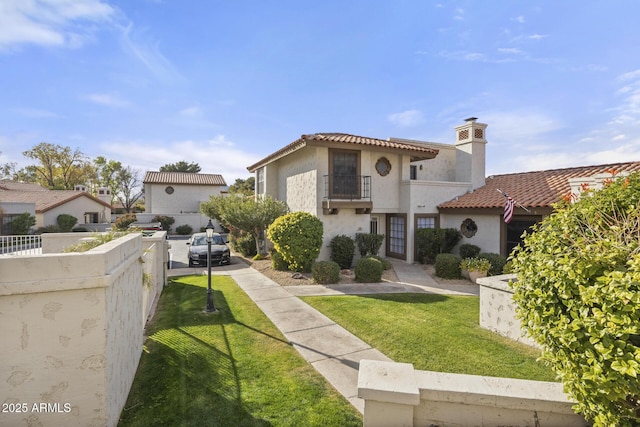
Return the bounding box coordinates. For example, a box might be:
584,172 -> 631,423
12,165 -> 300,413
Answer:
167,259 -> 478,413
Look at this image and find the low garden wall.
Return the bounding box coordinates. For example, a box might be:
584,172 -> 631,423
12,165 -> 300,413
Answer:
357,360 -> 587,427
0,232 -> 164,427
477,274 -> 538,348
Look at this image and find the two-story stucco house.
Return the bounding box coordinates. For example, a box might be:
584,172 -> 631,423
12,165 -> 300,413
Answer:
247,118 -> 488,263
141,171 -> 227,232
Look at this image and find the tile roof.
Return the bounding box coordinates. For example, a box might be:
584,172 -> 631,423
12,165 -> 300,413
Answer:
247,132 -> 439,172
0,189 -> 112,212
0,180 -> 48,191
439,161 -> 640,209
143,172 -> 227,186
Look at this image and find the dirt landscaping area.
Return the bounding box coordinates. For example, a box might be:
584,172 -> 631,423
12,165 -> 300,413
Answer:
236,253 -> 473,287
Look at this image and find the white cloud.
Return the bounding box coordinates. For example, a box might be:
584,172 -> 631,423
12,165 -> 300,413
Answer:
179,106 -> 202,117
99,136 -> 261,183
119,23 -> 183,84
387,110 -> 424,127
497,48 -> 522,55
12,107 -> 62,118
528,34 -> 548,40
0,0 -> 115,51
512,16 -> 525,24
83,93 -> 130,108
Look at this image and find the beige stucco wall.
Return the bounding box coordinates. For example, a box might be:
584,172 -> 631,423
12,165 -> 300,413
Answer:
40,197 -> 111,229
0,233 -> 147,427
145,183 -> 223,214
440,212 -> 502,255
358,359 -> 586,427
478,274 -> 538,348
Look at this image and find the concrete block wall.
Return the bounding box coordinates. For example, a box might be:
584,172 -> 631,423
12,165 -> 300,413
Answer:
0,233 -> 151,427
357,360 -> 587,427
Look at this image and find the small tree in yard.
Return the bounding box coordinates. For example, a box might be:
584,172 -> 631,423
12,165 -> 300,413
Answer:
267,212 -> 323,272
510,172 -> 640,427
201,194 -> 288,256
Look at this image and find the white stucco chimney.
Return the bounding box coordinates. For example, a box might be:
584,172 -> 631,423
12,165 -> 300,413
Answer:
74,184 -> 87,192
455,117 -> 487,189
97,187 -> 112,205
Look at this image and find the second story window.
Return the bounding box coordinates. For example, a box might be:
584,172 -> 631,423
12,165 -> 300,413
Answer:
256,168 -> 265,194
330,149 -> 360,198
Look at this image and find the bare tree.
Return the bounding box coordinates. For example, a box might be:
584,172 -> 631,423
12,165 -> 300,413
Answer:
114,166 -> 144,213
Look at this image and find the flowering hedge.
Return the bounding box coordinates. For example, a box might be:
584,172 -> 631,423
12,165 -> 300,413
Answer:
510,172 -> 640,426
267,212 -> 323,272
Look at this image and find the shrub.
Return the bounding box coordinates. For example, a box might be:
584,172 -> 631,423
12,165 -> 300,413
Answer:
270,249 -> 288,271
510,172 -> 640,426
459,243 -> 481,259
152,215 -> 175,232
366,255 -> 392,270
35,224 -> 60,234
355,233 -> 385,257
460,257 -> 491,274
267,212 -> 323,272
330,234 -> 355,269
252,253 -> 265,261
434,253 -> 462,279
56,214 -> 77,232
114,213 -> 137,230
416,228 -> 462,263
312,261 -> 341,284
354,257 -> 383,283
9,213 -> 36,235
229,229 -> 257,257
478,252 -> 506,276
175,224 -> 193,235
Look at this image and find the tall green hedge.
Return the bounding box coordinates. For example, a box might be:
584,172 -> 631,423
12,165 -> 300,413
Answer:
329,234 -> 355,269
267,212 -> 323,272
510,172 -> 640,426
415,228 -> 462,263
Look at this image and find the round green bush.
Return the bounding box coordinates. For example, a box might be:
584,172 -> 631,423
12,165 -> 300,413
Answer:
510,172 -> 640,426
312,261 -> 341,284
152,215 -> 175,232
478,252 -> 507,276
459,243 -> 481,259
365,255 -> 392,270
434,253 -> 462,279
267,212 -> 323,272
230,230 -> 257,257
354,257 -> 383,283
175,224 -> 193,235
56,214 -> 78,232
330,234 -> 355,269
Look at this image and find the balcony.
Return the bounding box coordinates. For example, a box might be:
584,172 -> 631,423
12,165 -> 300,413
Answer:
322,175 -> 372,215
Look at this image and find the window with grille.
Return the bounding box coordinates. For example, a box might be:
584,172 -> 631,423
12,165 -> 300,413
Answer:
389,216 -> 405,255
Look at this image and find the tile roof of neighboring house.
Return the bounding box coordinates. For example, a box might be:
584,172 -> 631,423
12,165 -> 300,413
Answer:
0,189 -> 112,213
143,171 -> 227,186
439,161 -> 640,209
247,132 -> 439,172
0,180 -> 48,191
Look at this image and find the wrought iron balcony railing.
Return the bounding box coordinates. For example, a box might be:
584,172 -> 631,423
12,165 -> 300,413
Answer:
323,175 -> 371,200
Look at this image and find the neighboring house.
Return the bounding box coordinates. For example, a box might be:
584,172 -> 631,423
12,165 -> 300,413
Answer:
438,161 -> 640,257
141,171 -> 227,232
0,181 -> 112,233
247,118 -> 488,262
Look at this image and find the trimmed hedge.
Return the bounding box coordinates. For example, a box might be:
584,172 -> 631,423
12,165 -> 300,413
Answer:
355,233 -> 385,257
56,214 -> 77,232
355,257 -> 383,283
312,261 -> 341,284
152,215 -> 175,232
176,224 -> 193,235
329,234 -> 355,269
270,249 -> 289,271
478,252 -> 507,276
416,228 -> 462,264
434,253 -> 462,279
459,243 -> 481,259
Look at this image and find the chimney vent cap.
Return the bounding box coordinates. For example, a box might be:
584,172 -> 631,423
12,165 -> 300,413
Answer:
464,117 -> 478,122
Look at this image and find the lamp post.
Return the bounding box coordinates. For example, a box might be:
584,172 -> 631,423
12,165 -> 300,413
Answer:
205,219 -> 217,313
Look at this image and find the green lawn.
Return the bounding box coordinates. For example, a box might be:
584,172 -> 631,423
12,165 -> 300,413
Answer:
302,294 -> 557,382
118,275 -> 361,427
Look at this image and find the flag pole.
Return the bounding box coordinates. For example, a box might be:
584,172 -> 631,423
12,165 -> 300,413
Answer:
496,189 -> 531,213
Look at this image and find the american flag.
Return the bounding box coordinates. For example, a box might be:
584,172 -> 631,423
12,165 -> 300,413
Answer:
502,192 -> 515,224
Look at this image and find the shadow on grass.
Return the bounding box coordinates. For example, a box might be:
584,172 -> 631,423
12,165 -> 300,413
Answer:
120,280 -> 274,426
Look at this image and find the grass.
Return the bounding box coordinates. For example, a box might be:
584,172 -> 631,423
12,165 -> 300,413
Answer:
118,275 -> 361,427
302,294 -> 557,382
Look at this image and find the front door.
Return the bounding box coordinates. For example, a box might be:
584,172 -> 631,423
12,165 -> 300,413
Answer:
386,214 -> 407,260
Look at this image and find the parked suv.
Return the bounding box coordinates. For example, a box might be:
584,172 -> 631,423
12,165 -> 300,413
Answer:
186,232 -> 231,267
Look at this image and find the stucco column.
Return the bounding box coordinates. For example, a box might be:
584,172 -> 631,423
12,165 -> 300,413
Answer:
358,360 -> 420,427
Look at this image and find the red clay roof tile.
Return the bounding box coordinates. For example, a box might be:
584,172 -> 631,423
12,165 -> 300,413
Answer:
439,161 -> 640,209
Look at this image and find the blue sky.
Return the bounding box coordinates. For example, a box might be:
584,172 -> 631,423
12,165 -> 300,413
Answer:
1,1 -> 640,184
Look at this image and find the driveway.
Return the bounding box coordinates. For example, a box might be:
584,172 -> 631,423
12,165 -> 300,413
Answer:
167,234 -> 234,270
